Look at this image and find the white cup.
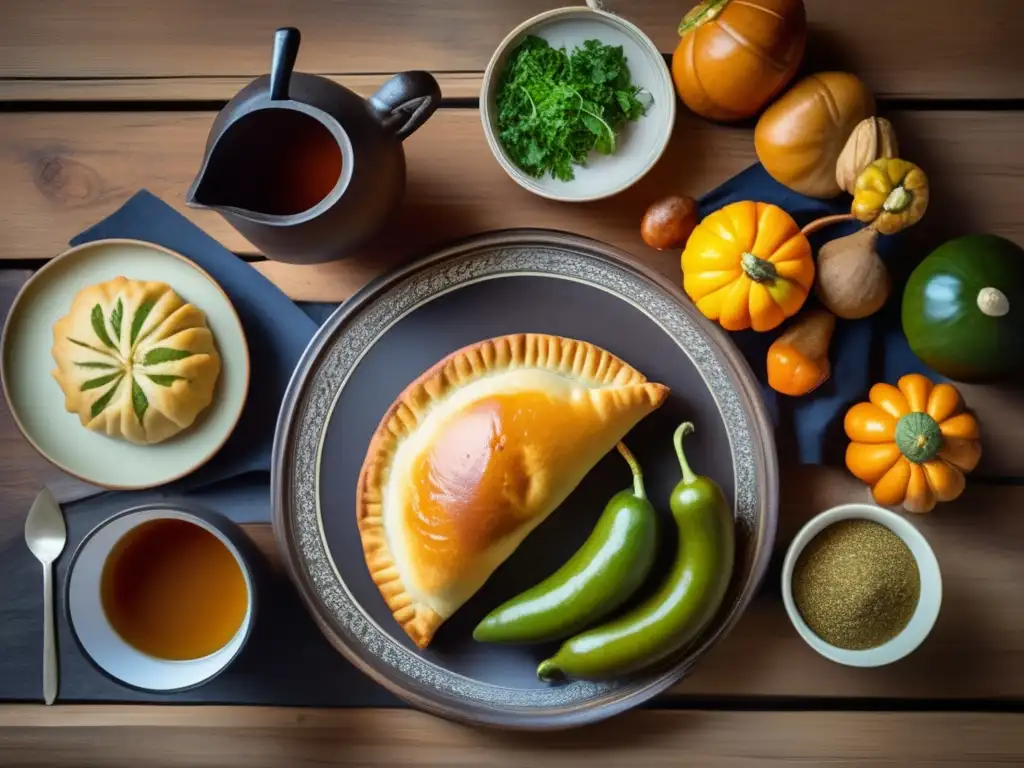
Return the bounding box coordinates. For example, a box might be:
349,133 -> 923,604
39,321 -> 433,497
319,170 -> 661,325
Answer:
781,503 -> 942,668
66,504 -> 256,691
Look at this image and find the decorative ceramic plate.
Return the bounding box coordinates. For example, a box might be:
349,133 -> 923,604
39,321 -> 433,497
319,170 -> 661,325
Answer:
1,239 -> 249,490
272,230 -> 777,729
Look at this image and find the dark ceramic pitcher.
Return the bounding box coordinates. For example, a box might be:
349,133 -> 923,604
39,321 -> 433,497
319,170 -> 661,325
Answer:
186,28 -> 440,264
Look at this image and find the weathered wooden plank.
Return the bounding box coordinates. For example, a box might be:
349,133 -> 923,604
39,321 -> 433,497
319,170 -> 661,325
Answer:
0,707 -> 1021,765
2,109 -> 1023,274
1,0 -> 1022,100
0,73 -> 484,102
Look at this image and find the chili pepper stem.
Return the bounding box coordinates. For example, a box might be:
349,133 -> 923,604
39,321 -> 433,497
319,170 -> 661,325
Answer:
801,213 -> 857,236
672,422 -> 698,485
615,442 -> 646,499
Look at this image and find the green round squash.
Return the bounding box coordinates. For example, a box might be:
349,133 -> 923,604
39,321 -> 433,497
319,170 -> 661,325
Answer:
902,234 -> 1024,382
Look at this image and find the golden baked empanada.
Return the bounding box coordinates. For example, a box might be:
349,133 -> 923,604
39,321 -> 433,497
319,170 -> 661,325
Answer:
51,277 -> 221,445
357,334 -> 669,648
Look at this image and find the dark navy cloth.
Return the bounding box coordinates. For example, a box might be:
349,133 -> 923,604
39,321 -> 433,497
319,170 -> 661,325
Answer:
71,191 -> 320,487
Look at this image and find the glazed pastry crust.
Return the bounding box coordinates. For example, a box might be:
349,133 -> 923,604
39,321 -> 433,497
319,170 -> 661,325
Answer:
51,277 -> 221,445
356,334 -> 668,648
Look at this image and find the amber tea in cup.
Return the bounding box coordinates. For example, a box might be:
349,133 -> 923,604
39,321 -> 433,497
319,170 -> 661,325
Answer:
100,517 -> 249,660
68,506 -> 255,691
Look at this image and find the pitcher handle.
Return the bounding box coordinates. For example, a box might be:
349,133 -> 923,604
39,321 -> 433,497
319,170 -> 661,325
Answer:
270,27 -> 301,101
369,71 -> 442,142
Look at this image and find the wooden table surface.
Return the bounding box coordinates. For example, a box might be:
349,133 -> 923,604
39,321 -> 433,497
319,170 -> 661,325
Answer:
1,1 -> 1022,764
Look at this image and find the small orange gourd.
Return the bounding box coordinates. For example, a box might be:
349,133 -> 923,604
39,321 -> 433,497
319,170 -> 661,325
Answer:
682,201 -> 815,332
844,374 -> 981,513
766,311 -> 835,396
671,0 -> 807,122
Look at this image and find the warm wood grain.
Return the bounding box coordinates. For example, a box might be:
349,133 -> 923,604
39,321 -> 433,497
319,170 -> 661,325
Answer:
0,73 -> 485,102
1,0 -> 1022,100
2,109 -> 1023,273
0,707 -> 1021,766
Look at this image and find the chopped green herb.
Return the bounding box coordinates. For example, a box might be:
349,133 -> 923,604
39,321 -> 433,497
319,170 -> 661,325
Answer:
132,379 -> 148,423
110,299 -> 123,341
74,361 -> 118,369
142,347 -> 192,366
495,36 -> 651,182
80,372 -> 122,392
90,377 -> 122,419
90,304 -> 116,350
130,301 -> 155,347
145,374 -> 185,387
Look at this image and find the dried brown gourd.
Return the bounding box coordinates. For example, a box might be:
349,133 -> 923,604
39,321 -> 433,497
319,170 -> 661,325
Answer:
814,228 -> 890,319
835,117 -> 899,196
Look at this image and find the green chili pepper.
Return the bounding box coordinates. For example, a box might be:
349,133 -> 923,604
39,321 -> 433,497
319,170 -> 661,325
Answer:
473,442 -> 658,645
537,422 -> 734,682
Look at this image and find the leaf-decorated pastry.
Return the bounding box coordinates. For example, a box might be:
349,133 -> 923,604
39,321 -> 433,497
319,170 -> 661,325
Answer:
356,334 -> 670,648
51,277 -> 221,445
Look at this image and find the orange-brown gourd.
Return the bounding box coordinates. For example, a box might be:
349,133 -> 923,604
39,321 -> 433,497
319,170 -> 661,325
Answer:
101,519 -> 249,660
844,374 -> 981,513
671,0 -> 807,122
767,311 -> 835,396
682,201 -> 815,332
755,72 -> 875,198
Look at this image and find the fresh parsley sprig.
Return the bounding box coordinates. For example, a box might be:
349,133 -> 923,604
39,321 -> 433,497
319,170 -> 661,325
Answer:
495,36 -> 652,182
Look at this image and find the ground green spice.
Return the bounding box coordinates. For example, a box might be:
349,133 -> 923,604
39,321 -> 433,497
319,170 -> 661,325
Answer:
792,520 -> 920,650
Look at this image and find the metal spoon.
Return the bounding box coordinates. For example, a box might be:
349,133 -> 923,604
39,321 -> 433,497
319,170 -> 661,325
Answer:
24,488 -> 67,705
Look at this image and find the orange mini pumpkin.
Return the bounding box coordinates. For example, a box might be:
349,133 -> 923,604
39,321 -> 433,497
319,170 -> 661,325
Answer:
672,0 -> 807,121
844,374 -> 982,513
682,201 -> 815,332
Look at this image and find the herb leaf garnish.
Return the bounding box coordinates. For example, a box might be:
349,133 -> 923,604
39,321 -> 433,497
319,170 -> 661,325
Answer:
110,299 -> 124,341
132,379 -> 148,423
142,347 -> 192,365
80,372 -> 122,392
130,301 -> 155,347
495,36 -> 650,182
90,304 -> 116,350
90,377 -> 122,419
145,374 -> 185,387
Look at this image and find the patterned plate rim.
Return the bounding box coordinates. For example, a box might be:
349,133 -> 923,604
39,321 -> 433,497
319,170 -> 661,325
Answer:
271,229 -> 778,729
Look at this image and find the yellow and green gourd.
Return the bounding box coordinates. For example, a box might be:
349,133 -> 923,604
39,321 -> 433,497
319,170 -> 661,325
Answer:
51,277 -> 221,445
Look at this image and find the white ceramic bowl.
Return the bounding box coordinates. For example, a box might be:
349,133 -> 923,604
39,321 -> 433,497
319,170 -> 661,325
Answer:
781,503 -> 942,667
66,505 -> 256,691
480,6 -> 676,202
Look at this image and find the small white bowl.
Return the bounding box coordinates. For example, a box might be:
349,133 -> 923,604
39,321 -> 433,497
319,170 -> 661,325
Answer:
480,6 -> 676,202
66,504 -> 256,692
781,503 -> 942,667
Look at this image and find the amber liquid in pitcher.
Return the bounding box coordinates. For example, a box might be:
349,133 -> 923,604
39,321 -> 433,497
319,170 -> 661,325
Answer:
200,109 -> 342,216
101,518 -> 249,660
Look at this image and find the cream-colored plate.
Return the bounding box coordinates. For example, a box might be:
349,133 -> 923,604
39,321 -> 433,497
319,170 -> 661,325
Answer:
1,239 -> 249,490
